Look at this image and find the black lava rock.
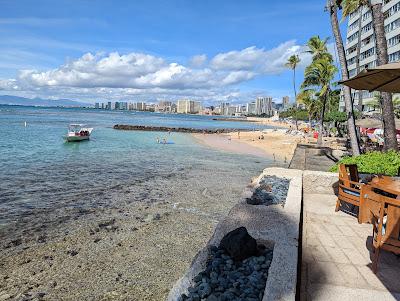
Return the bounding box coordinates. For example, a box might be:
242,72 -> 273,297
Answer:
219,227 -> 257,261
180,244 -> 273,301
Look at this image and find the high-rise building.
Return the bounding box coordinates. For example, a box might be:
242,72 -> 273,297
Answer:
246,102 -> 256,115
219,102 -> 230,115
156,101 -> 173,112
107,101 -> 112,110
343,1 -> 400,111
255,97 -> 273,116
95,102 -> 100,109
225,106 -> 236,116
282,96 -> 290,109
136,102 -> 146,111
193,101 -> 202,114
177,99 -> 201,114
177,100 -> 189,113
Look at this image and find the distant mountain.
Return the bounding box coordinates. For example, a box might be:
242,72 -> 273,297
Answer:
0,95 -> 92,107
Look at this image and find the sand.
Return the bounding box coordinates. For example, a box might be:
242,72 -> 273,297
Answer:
193,129 -> 302,164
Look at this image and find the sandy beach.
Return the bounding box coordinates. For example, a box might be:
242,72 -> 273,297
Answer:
193,129 -> 302,164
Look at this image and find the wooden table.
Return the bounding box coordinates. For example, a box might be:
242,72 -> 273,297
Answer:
370,176 -> 400,197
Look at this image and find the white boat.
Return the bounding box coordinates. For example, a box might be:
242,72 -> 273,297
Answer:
65,124 -> 93,142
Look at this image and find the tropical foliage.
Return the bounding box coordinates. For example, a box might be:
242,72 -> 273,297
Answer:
330,151 -> 400,176
301,36 -> 337,145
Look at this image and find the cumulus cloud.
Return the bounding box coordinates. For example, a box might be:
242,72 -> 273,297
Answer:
189,54 -> 207,68
210,41 -> 310,74
1,40 -> 309,102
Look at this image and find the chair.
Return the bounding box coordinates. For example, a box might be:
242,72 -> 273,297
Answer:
361,189 -> 400,273
358,185 -> 381,224
335,164 -> 363,213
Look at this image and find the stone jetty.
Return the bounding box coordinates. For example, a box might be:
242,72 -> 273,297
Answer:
113,124 -> 248,133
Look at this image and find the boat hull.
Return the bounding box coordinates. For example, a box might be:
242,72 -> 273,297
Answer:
65,135 -> 90,142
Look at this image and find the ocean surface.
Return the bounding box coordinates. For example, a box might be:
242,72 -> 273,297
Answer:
0,105 -> 274,234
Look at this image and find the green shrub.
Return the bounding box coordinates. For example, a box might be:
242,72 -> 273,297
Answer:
329,151 -> 400,176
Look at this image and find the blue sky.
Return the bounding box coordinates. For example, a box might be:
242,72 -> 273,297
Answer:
0,0 -> 339,104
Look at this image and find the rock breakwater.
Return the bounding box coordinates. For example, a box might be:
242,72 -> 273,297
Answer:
113,124 -> 247,133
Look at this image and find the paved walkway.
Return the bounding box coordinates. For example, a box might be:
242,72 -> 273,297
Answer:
301,193 -> 400,301
289,144 -> 338,171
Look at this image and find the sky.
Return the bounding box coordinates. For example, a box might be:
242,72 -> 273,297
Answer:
0,0 -> 340,105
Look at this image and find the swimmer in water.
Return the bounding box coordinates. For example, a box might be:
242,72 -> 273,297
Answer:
156,137 -> 160,143
162,138 -> 167,144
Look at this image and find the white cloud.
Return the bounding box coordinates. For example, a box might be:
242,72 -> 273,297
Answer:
189,54 -> 207,68
210,41 -> 310,74
1,40 -> 309,102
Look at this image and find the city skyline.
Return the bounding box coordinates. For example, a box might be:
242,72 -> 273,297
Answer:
93,95 -> 291,117
0,0 -> 332,104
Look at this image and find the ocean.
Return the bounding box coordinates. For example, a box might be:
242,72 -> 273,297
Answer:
0,106 -> 273,231
0,105 -> 281,299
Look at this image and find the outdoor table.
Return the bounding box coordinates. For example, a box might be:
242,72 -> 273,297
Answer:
370,176 -> 400,198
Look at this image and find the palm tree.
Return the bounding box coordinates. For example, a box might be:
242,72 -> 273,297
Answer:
306,36 -> 334,62
285,55 -> 301,102
342,0 -> 368,111
297,89 -> 317,130
327,0 -> 361,155
342,0 -> 398,150
302,58 -> 337,145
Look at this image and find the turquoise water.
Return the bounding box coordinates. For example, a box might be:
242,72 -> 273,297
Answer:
0,105 -> 273,234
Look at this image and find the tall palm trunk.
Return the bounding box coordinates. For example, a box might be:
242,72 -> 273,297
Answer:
318,94 -> 328,145
355,8 -> 363,111
293,68 -> 297,103
329,0 -> 361,155
370,2 -> 398,151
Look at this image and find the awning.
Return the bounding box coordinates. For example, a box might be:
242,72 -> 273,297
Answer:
340,62 -> 400,93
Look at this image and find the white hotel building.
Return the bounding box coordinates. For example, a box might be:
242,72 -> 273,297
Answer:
343,0 -> 400,111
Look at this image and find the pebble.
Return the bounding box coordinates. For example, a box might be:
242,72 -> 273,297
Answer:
180,245 -> 273,301
247,175 -> 290,206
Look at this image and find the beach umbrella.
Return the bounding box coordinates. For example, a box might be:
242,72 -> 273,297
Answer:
340,62 -> 400,92
355,118 -> 400,129
355,118 -> 382,128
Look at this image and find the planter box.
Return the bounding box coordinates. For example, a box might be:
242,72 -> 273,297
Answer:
167,168 -> 303,301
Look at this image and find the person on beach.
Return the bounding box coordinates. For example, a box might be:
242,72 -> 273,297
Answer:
238,131 -> 240,139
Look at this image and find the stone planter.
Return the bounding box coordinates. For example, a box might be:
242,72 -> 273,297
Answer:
167,168 -> 303,301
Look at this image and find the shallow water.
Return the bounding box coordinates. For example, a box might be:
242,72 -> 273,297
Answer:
0,106 -> 273,231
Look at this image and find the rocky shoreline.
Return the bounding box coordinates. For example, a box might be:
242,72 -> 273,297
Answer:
113,124 -> 250,133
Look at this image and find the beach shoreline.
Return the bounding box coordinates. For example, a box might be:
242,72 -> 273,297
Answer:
192,129 -> 302,164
